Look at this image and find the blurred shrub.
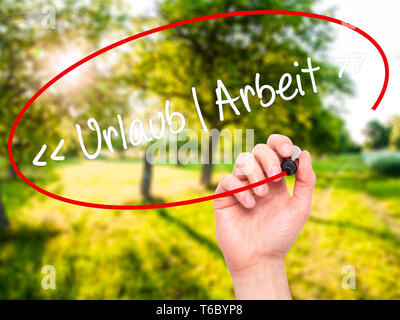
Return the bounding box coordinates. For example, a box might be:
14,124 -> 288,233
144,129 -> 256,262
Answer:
363,151 -> 400,176
389,115 -> 400,150
363,120 -> 390,150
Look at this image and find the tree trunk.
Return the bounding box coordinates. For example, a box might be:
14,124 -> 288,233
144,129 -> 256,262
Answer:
200,162 -> 213,189
200,134 -> 214,189
8,164 -> 17,180
140,150 -> 153,202
0,182 -> 9,229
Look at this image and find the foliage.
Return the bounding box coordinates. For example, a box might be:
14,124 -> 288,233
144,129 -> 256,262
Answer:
0,0 -> 134,225
115,0 -> 355,187
389,115 -> 400,150
363,120 -> 390,150
124,0 -> 352,149
0,0 -> 131,164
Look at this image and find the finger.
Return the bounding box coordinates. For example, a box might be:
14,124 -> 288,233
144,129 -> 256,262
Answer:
252,144 -> 283,182
233,152 -> 268,197
267,134 -> 294,159
215,174 -> 256,209
290,151 -> 316,216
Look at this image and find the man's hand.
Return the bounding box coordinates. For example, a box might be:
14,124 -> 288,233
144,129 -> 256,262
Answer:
214,134 -> 316,299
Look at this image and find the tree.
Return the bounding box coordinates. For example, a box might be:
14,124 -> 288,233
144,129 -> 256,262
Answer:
0,0 -> 130,228
125,0 -> 352,188
0,182 -> 8,228
363,120 -> 390,150
0,0 -> 38,228
140,149 -> 153,202
389,115 -> 400,150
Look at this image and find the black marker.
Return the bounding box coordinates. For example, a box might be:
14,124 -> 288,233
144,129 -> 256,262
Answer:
281,146 -> 301,176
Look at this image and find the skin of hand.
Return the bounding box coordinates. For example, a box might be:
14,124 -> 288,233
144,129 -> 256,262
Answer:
213,134 -> 316,299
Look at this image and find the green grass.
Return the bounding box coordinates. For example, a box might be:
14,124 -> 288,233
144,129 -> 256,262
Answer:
1,154 -> 400,299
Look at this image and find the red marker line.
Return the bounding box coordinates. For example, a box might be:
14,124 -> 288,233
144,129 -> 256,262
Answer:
8,10 -> 388,210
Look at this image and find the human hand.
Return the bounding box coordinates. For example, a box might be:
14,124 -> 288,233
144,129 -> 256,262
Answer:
214,134 -> 316,299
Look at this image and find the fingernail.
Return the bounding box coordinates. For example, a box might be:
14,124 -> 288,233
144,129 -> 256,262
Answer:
245,196 -> 255,207
281,144 -> 293,156
268,165 -> 281,177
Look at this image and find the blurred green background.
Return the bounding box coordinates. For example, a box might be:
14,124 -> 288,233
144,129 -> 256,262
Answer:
1,0 -> 400,299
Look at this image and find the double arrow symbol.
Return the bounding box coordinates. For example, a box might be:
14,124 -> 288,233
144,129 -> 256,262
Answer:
32,139 -> 65,166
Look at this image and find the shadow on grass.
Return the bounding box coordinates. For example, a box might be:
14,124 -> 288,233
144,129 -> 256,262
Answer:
106,245 -> 165,299
0,225 -> 60,299
309,216 -> 400,247
155,243 -> 212,299
127,198 -> 221,257
1,161 -> 62,215
157,208 -> 222,257
130,241 -> 211,299
0,163 -> 64,299
112,201 -> 220,298
2,180 -> 44,214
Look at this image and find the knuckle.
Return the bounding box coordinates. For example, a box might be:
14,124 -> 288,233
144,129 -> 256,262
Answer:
240,162 -> 255,176
222,173 -> 234,184
216,174 -> 234,194
267,134 -> 279,144
311,171 -> 317,185
263,145 -> 278,161
267,133 -> 292,145
253,143 -> 266,156
236,152 -> 252,165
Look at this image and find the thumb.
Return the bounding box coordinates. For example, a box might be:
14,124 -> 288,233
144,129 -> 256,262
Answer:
290,150 -> 316,216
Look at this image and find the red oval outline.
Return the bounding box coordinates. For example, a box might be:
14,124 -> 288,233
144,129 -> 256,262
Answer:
8,10 -> 389,210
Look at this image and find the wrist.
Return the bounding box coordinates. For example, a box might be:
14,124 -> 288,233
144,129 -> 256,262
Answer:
230,257 -> 285,279
230,257 -> 291,300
